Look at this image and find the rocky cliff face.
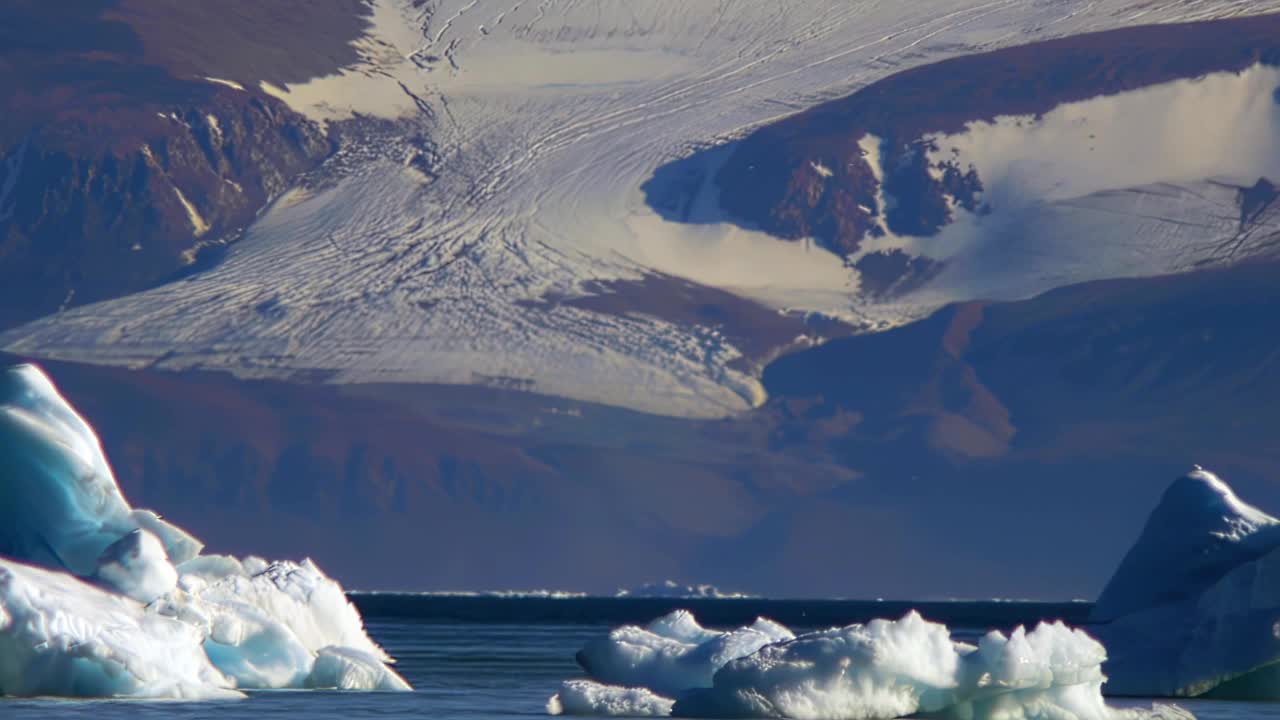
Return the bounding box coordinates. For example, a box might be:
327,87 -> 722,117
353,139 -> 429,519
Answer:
0,0 -> 369,328
0,95 -> 331,327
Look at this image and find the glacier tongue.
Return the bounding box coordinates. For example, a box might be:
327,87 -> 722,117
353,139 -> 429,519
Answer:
0,363 -> 408,698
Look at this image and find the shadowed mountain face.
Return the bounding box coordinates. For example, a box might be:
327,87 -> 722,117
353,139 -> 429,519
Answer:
13,260 -> 1280,597
0,1 -> 371,328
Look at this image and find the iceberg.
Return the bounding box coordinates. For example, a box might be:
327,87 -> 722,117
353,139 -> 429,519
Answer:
0,363 -> 409,698
576,610 -> 794,695
1091,468 -> 1280,698
548,680 -> 675,717
0,556 -> 238,699
554,609 -> 1177,720
0,364 -> 200,576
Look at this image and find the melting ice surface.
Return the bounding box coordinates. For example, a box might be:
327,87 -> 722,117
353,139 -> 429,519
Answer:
550,609 -> 1189,720
0,364 -> 409,698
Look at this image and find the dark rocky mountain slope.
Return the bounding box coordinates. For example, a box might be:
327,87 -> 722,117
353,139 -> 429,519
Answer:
0,1 -> 371,328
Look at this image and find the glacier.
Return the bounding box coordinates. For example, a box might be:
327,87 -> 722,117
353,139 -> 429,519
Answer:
6,0 -> 1280,419
1091,468 -> 1280,699
550,609 -> 1184,720
0,363 -> 409,698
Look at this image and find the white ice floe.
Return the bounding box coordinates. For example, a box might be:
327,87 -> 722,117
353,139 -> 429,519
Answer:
1091,468 -> 1280,699
0,364 -> 409,698
576,609 -> 794,696
556,610 -> 1185,719
0,556 -> 239,699
307,646 -> 412,692
549,679 -> 675,717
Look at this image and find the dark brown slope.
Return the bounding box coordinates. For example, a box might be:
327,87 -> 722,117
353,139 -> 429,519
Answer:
0,1 -> 372,329
10,262 -> 1280,598
0,353 -> 855,593
680,13 -> 1280,292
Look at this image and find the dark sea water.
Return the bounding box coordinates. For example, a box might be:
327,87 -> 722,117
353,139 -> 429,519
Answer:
3,599 -> 1279,720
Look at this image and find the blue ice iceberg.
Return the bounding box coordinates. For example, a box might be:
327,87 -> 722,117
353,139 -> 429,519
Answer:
0,364 -> 409,698
0,364 -> 200,575
0,557 -> 237,699
1092,469 -> 1280,698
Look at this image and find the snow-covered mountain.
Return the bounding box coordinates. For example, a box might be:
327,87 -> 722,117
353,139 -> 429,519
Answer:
6,1 -> 1280,418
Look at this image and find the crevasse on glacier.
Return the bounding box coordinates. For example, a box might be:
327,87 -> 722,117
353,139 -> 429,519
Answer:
0,363 -> 410,698
549,609 -> 1188,720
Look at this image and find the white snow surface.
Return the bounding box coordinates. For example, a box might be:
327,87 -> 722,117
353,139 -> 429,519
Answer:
5,0 -> 1280,417
556,610 -> 1185,719
0,364 -> 408,698
307,646 -> 413,691
1090,469 -> 1280,699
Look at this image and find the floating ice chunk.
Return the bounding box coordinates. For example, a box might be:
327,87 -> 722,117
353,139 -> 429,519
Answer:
1092,468 -> 1280,623
0,363 -> 409,698
308,646 -> 413,691
648,608 -> 726,644
549,679 -> 675,716
563,610 -> 1176,720
1091,468 -> 1280,698
0,364 -> 200,575
192,557 -> 392,663
674,611 -> 963,719
93,529 -> 178,604
149,557 -> 403,690
0,556 -> 239,699
577,610 -> 794,695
